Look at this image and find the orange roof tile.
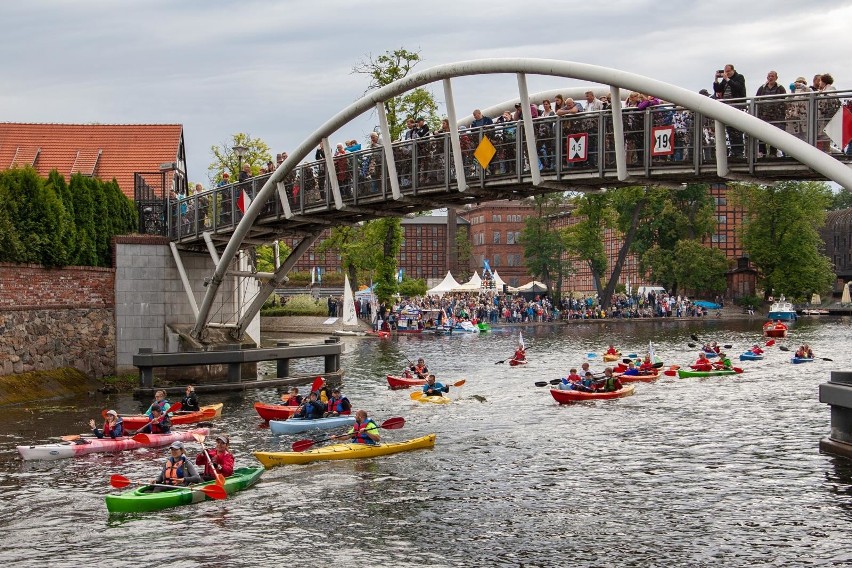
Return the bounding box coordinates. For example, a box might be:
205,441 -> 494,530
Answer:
0,123 -> 184,201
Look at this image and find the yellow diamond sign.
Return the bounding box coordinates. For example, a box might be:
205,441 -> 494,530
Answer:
474,135 -> 496,169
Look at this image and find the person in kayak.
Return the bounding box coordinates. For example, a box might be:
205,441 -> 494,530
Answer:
692,352 -> 713,371
712,353 -> 733,370
600,368 -> 624,392
710,341 -> 721,354
281,387 -> 302,406
136,406 -> 172,434
144,390 -> 171,418
407,358 -> 429,378
195,434 -> 234,481
605,344 -> 619,356
638,355 -> 656,374
324,387 -> 352,417
348,410 -> 380,445
422,375 -> 449,397
558,368 -> 582,390
622,362 -> 640,376
89,410 -> 124,439
154,441 -> 202,489
180,385 -> 200,412
294,391 -> 325,420
512,346 -> 526,362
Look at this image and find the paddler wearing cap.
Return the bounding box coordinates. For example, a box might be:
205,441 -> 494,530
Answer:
89,410 -> 124,439
154,441 -> 202,489
195,434 -> 235,481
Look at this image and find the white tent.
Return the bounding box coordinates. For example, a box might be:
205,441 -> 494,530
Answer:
491,270 -> 518,292
454,271 -> 482,292
427,271 -> 462,296
516,280 -> 548,293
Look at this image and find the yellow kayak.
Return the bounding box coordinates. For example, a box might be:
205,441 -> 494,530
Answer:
254,434 -> 436,467
409,391 -> 452,404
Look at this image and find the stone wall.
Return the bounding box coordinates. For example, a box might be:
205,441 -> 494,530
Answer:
0,264 -> 116,378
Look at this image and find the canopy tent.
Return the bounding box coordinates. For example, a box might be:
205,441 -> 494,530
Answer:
355,285 -> 374,299
427,271 -> 462,296
491,270 -> 517,292
453,271 -> 482,292
515,281 -> 548,293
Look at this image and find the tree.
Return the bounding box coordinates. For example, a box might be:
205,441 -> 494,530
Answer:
562,192 -> 614,296
729,181 -> 834,300
520,194 -> 571,300
830,187 -> 852,210
208,133 -> 272,184
353,48 -> 440,140
671,240 -> 729,295
399,277 -> 428,297
366,218 -> 403,304
454,225 -> 472,281
255,242 -> 293,273
318,225 -> 371,291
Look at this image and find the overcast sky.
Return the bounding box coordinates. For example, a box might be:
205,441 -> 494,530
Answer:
2,1 -> 849,185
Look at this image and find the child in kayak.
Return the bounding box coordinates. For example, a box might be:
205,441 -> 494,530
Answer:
324,388 -> 352,417
136,406 -> 172,435
89,410 -> 124,439
144,390 -> 171,418
195,434 -> 235,481
281,387 -> 302,406
180,385 -> 200,412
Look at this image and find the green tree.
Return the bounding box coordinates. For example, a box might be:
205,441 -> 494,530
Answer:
255,242 -> 293,273
729,181 -> 834,300
562,193 -> 614,295
0,180 -> 23,262
671,240 -> 729,295
366,218 -> 403,303
455,225 -> 472,281
520,194 -> 570,299
353,47 -> 440,140
318,225 -> 370,290
398,277 -> 428,297
830,187 -> 852,210
68,175 -> 98,266
208,133 -> 272,184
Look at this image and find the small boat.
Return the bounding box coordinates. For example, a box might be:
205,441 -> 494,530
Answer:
602,353 -> 622,362
269,416 -> 356,435
414,395 -> 452,404
476,322 -> 491,332
386,374 -> 426,389
451,321 -> 480,334
791,357 -> 815,364
332,329 -> 364,337
121,404 -> 223,430
17,428 -> 210,461
701,351 -> 719,359
105,467 -> 263,514
739,352 -> 764,361
549,385 -> 635,403
677,369 -> 738,378
801,309 -> 829,316
366,330 -> 391,338
763,321 -> 789,338
253,434 -> 436,467
509,358 -> 527,366
768,296 -> 797,321
616,371 -> 660,383
254,402 -> 300,422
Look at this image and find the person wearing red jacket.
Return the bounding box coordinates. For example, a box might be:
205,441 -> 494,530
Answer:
692,352 -> 713,371
196,435 -> 235,481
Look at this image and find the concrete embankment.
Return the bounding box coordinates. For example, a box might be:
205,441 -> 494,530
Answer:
0,368 -> 103,406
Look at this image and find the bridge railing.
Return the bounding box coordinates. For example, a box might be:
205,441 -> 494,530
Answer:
162,89 -> 852,242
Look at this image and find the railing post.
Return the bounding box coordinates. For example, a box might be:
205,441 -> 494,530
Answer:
715,120 -> 729,177
276,341 -> 290,378
224,344 -> 242,383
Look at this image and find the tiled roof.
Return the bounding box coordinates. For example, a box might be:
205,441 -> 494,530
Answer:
0,123 -> 183,200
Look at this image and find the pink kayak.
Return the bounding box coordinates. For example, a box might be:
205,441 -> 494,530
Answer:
17,428 -> 210,461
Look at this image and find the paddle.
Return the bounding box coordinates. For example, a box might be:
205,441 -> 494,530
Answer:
192,432 -> 225,486
310,376 -> 325,393
291,416 -> 405,452
108,474 -> 227,500
131,402 -> 182,439
663,365 -> 681,377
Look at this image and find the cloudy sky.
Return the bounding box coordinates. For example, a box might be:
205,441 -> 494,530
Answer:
3,1 -> 848,185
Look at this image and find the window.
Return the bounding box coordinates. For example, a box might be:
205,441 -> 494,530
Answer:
400,252 -> 406,261
432,253 -> 438,261
432,267 -> 438,278
309,253 -> 315,261
493,254 -> 501,266
515,231 -> 522,243
416,240 -> 421,248
433,240 -> 438,248
507,232 -> 515,245
432,226 -> 437,236
711,234 -> 727,243
715,196 -> 727,206
416,253 -> 422,261
416,226 -> 422,236
716,215 -> 727,225
401,238 -> 406,247
493,232 -> 501,244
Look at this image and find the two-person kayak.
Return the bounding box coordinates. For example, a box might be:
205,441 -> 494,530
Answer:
269,416 -> 356,435
121,404 -> 222,430
17,428 -> 210,461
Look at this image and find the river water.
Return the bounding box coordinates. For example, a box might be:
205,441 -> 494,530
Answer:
1,318 -> 851,567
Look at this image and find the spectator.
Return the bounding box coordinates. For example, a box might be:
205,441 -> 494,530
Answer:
712,64 -> 747,158
470,109 -> 493,129
786,77 -> 810,142
755,70 -> 786,158
584,91 -> 603,112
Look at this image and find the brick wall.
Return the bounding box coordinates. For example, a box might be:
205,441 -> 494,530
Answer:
0,263 -> 114,309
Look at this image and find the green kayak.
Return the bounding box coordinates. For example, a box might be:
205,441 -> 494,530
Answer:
677,369 -> 738,378
105,467 -> 263,514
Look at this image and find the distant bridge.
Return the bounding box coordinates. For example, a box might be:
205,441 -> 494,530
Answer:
142,59 -> 852,341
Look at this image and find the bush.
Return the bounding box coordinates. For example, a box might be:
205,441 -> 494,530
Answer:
261,294 -> 328,316
734,294 -> 762,309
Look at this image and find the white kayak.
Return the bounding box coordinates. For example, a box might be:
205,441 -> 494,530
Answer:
17,428 -> 209,461
268,416 -> 356,435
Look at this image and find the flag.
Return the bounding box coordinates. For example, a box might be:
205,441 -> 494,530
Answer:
518,331 -> 525,351
648,341 -> 656,362
316,267 -> 322,284
824,106 -> 852,149
237,189 -> 252,214
311,267 -> 316,285
397,268 -> 404,283
483,259 -> 492,275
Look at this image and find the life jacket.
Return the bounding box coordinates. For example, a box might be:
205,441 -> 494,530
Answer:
351,419 -> 378,445
603,376 -> 618,391
163,455 -> 188,485
327,396 -> 351,415
103,418 -> 124,438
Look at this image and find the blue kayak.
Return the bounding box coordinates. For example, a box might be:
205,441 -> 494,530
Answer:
739,352 -> 764,361
791,357 -> 814,364
269,416 -> 356,435
703,351 -> 719,359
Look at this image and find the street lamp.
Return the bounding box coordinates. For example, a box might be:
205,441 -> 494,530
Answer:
232,144 -> 248,176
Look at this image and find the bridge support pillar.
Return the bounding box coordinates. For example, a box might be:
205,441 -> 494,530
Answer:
819,371 -> 852,458
224,344 -> 242,383
276,341 -> 290,378
138,348 -> 154,388
324,337 -> 341,374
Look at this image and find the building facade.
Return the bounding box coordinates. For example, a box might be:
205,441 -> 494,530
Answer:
820,208 -> 852,292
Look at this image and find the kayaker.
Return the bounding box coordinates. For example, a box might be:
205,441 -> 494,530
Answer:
638,356 -> 655,374
195,434 -> 235,481
605,344 -> 619,356
154,441 -> 202,489
408,358 -> 429,378
622,362 -> 640,376
136,406 -> 172,435
692,352 -> 713,371
281,387 -> 302,406
600,368 -> 623,392
422,375 -> 449,397
347,410 -> 380,445
558,368 -> 582,390
576,371 -> 597,392
512,346 -> 526,362
713,353 -> 733,370
803,344 -> 814,358
294,391 -> 325,420
144,390 -> 171,418
324,387 -> 352,417
180,385 -> 200,412
710,341 -> 721,354
89,410 -> 124,439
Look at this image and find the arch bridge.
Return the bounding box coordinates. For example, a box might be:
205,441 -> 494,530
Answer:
152,59 -> 852,341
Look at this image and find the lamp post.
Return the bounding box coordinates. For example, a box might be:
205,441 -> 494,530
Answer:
232,144 -> 248,177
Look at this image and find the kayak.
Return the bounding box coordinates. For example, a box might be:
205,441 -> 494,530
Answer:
739,352 -> 764,361
549,385 -> 635,403
414,394 -> 452,404
701,351 -> 719,359
616,371 -> 660,383
386,374 -> 426,389
105,467 -> 263,514
121,404 -> 223,430
791,357 -> 815,364
253,434 -> 436,467
269,416 -> 356,435
763,322 -> 788,338
677,369 -> 738,378
254,402 -> 300,422
602,353 -> 622,362
477,322 -> 491,332
17,428 -> 210,461
509,359 -> 527,366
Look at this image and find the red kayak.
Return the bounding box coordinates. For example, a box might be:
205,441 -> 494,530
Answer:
121,404 -> 222,430
386,374 -> 426,389
509,359 -> 528,366
254,402 -> 300,422
616,371 -> 660,383
550,385 -> 635,404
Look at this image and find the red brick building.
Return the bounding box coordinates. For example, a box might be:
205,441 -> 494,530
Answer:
459,201 -> 532,287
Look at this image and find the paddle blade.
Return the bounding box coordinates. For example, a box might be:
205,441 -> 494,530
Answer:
723,344 -> 733,349
311,376 -> 324,393
652,362 -> 664,369
192,432 -> 206,444
586,353 -> 597,359
453,379 -> 466,387
733,367 -> 744,374
687,343 -> 697,348
201,484 -> 227,500
110,474 -> 132,489
214,471 -> 226,487
549,379 -> 562,385
495,360 -> 505,365
663,370 -> 677,376
534,381 -> 549,387
409,391 -> 424,400
766,340 -> 775,346
291,439 -> 316,452
779,346 -> 790,352
167,402 -> 182,414
690,334 -> 699,341
822,358 -> 834,362
381,417 -> 405,430
622,358 -> 632,364
132,433 -> 151,444
101,409 -> 109,419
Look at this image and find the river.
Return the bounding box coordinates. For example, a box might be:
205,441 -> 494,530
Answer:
1,317 -> 851,566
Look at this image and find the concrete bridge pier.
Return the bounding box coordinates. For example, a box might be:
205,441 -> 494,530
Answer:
819,371 -> 852,459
